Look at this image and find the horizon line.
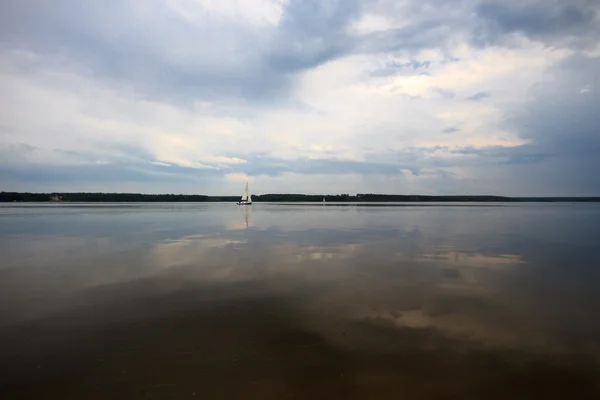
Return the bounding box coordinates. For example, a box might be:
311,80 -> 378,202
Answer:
2,191 -> 600,199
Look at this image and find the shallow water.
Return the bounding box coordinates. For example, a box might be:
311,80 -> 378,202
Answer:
1,202 -> 600,399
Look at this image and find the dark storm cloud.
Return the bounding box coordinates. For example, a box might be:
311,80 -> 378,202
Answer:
514,54 -> 600,144
1,141 -> 155,167
452,144 -> 551,165
245,156 -> 407,176
507,54 -> 600,191
0,152 -> 422,188
0,162 -> 223,187
442,127 -> 460,134
473,0 -> 600,48
465,91 -> 490,101
449,53 -> 600,194
475,1 -> 595,37
266,0 -> 361,72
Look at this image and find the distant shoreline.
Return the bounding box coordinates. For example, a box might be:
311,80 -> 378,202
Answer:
2,192 -> 599,203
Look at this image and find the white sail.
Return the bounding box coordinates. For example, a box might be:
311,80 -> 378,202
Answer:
238,182 -> 252,204
241,182 -> 248,201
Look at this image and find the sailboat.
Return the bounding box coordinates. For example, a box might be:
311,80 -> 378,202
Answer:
237,182 -> 252,205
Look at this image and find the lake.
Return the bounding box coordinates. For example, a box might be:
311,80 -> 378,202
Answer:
1,202 -> 600,399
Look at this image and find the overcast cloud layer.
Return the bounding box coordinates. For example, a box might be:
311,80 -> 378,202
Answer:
1,0 -> 599,195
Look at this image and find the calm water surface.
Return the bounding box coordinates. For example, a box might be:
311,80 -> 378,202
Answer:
1,202 -> 600,399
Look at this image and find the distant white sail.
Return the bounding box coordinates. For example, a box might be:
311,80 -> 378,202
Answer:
237,182 -> 252,205
241,182 -> 249,201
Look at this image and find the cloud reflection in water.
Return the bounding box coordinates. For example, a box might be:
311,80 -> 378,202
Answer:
1,203 -> 600,397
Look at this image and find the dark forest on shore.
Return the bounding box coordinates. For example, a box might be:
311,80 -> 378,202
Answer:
2,192 -> 599,203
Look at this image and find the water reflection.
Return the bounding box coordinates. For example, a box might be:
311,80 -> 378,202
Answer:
1,203 -> 600,398
228,204 -> 251,230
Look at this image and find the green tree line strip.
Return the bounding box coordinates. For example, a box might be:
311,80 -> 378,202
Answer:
1,192 -> 599,202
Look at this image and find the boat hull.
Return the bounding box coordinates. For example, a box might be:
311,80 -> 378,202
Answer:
237,201 -> 252,205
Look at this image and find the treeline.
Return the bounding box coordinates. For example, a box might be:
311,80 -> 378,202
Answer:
1,192 -> 599,203
0,192 -> 236,202
255,194 -> 600,202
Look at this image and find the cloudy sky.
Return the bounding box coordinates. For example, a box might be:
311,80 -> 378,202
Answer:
1,0 -> 599,195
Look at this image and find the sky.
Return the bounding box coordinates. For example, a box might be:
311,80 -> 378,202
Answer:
1,0 -> 599,196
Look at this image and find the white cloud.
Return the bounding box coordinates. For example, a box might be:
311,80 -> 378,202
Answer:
167,0 -> 288,26
348,13 -> 395,35
225,173 -> 255,183
150,161 -> 172,167
383,41 -> 571,97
